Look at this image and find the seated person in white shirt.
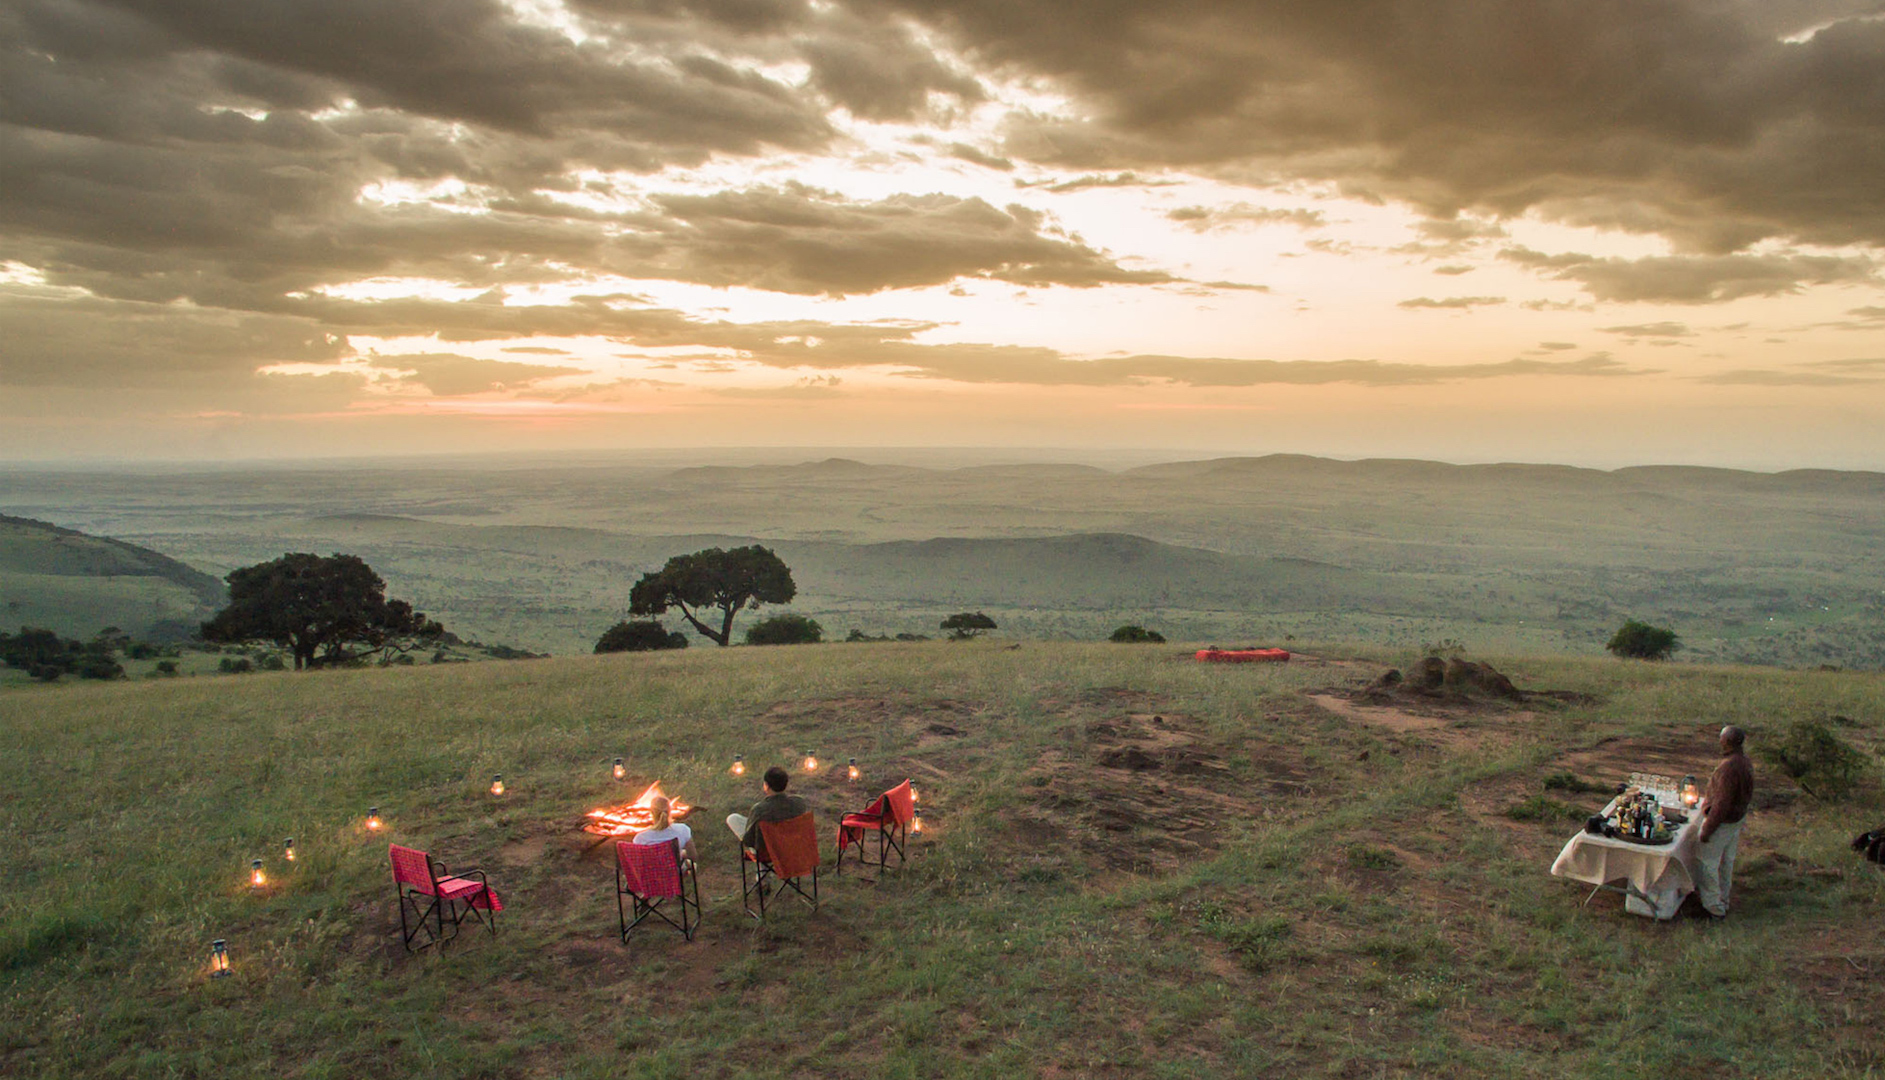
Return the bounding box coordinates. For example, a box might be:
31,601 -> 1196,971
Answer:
633,796 -> 697,867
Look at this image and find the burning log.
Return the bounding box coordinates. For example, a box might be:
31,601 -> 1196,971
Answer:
582,782 -> 694,837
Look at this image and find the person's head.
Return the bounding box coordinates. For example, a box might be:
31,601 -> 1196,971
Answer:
649,795 -> 671,832
763,765 -> 790,794
1720,725 -> 1746,754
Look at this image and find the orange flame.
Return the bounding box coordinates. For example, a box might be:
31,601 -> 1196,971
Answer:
583,782 -> 693,837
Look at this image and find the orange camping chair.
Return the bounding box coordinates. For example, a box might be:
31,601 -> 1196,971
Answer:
835,779 -> 915,874
741,812 -> 820,918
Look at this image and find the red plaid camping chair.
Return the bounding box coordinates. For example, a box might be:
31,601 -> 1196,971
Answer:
616,838 -> 701,942
741,812 -> 820,919
389,843 -> 502,951
835,779 -> 915,874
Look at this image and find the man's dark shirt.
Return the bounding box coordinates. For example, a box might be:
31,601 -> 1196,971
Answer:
1702,750 -> 1753,837
741,791 -> 811,854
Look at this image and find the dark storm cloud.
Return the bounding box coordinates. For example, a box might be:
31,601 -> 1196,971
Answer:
859,0 -> 1885,251
1501,247 -> 1877,302
640,186 -> 1177,293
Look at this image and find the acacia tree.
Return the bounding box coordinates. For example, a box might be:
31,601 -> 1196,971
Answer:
200,553 -> 444,669
941,612 -> 997,640
628,545 -> 795,647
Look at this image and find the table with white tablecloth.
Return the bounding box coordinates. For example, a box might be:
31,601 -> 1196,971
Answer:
1549,797 -> 1700,920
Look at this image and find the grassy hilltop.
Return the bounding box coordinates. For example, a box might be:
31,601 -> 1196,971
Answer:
2,642 -> 1881,1078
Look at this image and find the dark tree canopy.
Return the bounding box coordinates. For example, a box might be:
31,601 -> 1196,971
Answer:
0,627 -> 123,682
1109,624 -> 1166,644
200,553 -> 444,670
1606,620 -> 1680,661
628,545 -> 796,647
941,612 -> 998,640
595,620 -> 689,654
745,613 -> 823,646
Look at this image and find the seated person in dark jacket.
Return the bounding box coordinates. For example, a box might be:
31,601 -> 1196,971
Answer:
725,766 -> 811,858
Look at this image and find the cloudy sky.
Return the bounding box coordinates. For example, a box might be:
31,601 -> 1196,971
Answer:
4,0 -> 1885,468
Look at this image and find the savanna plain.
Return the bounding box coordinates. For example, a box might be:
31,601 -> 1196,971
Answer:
2,455 -> 1884,1078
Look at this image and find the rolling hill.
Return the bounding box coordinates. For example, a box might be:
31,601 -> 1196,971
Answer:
0,514 -> 224,641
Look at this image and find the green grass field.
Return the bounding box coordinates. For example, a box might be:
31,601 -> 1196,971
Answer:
3,642 -> 1881,1077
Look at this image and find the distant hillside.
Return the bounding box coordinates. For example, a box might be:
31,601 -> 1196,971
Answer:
0,515 -> 224,641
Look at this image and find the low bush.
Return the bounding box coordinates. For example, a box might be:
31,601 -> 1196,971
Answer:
1606,620 -> 1680,660
1108,624 -> 1166,644
745,613 -> 823,645
1764,719 -> 1871,799
594,620 -> 689,653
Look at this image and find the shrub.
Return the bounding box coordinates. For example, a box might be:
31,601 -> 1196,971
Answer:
1764,719 -> 1870,799
153,661 -> 180,677
744,613 -> 824,646
1606,620 -> 1679,660
941,612 -> 997,640
1109,624 -> 1166,644
218,657 -> 254,674
594,620 -> 689,653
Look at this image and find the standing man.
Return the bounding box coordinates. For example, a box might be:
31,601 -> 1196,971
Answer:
726,765 -> 811,857
1693,725 -> 1754,918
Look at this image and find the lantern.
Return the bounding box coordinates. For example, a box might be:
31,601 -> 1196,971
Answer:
1681,775 -> 1700,808
731,756 -> 745,776
284,837 -> 295,862
366,807 -> 382,831
490,774 -> 505,796
910,785 -> 920,805
613,757 -> 626,781
847,757 -> 860,781
803,751 -> 818,773
210,939 -> 231,978
912,807 -> 924,834
250,859 -> 266,888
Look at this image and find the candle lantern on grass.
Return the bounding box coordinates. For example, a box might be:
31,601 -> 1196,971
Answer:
613,758 -> 625,781
250,859 -> 266,889
210,939 -> 230,978
490,774 -> 505,797
803,751 -> 818,773
847,757 -> 860,781
366,807 -> 382,831
1681,775 -> 1700,809
912,808 -> 925,834
731,756 -> 745,776
284,838 -> 295,862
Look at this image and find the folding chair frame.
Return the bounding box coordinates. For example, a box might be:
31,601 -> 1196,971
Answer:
741,816 -> 820,919
391,846 -> 498,952
835,780 -> 914,875
617,839 -> 701,943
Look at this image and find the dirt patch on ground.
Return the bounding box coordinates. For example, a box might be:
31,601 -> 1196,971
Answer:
1005,706 -> 1326,874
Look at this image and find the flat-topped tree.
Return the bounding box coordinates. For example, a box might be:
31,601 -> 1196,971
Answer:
200,553 -> 444,670
628,545 -> 796,647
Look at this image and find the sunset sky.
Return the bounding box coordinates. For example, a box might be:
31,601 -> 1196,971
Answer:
4,0 -> 1885,468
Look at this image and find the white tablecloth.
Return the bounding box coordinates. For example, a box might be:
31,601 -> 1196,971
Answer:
1549,800 -> 1700,920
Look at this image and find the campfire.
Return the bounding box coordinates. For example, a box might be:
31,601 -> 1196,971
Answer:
582,782 -> 693,837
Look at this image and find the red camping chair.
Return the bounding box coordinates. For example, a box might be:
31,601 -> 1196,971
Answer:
741,812 -> 820,918
835,779 -> 916,874
389,843 -> 502,952
616,838 -> 701,942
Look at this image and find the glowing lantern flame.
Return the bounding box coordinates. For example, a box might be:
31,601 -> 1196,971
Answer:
1681,774 -> 1701,808
613,758 -> 626,780
210,939 -> 230,978
284,838 -> 295,862
366,808 -> 382,831
490,774 -> 505,796
912,808 -> 924,834
582,782 -> 693,837
731,756 -> 745,776
250,859 -> 265,888
803,751 -> 818,773
847,758 -> 860,781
